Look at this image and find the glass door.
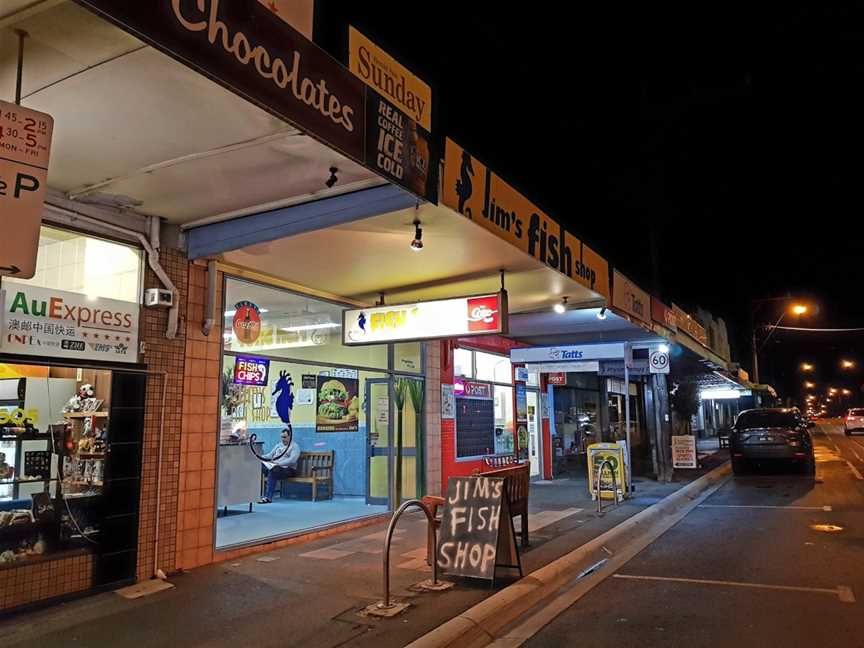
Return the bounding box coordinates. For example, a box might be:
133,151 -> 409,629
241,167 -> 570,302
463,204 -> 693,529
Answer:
527,390 -> 541,478
366,380 -> 390,506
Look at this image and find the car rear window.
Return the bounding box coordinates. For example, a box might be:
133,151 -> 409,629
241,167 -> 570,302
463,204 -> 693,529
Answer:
850,409 -> 864,416
736,411 -> 798,429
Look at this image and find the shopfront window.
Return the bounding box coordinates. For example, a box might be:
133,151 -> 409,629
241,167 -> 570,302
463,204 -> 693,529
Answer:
454,348 -> 472,378
4,227 -> 142,304
475,351 -> 512,384
493,385 -> 514,454
0,363 -> 139,577
216,278 -> 422,550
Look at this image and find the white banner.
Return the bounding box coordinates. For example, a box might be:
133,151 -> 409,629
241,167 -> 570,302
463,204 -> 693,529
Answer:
343,293 -> 505,345
1,285 -> 139,363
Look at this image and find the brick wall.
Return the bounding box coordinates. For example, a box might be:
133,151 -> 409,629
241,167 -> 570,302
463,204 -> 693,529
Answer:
137,248 -> 189,580
175,262 -> 221,571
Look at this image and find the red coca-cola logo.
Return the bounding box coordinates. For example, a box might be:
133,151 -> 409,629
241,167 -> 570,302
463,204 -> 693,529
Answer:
466,296 -> 500,332
232,301 -> 261,344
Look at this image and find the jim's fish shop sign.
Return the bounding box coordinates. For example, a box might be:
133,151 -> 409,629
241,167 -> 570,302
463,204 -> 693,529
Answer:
1,286 -> 139,363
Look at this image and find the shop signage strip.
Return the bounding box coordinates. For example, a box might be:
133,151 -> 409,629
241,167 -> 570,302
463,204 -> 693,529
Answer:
612,270 -> 650,326
349,26 -> 432,131
0,100 -> 54,279
672,303 -> 708,346
651,297 -> 677,332
441,138 -> 609,299
74,0 -> 367,163
1,286 -> 139,363
342,292 -> 507,345
510,344 -> 624,364
533,361 -> 600,374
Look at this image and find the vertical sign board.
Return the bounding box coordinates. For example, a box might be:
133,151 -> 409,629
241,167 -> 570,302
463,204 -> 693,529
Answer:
672,436 -> 698,469
0,100 -> 54,279
437,476 -> 521,581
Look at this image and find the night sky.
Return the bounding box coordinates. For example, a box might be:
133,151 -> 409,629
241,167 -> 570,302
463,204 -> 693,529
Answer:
315,2 -> 864,406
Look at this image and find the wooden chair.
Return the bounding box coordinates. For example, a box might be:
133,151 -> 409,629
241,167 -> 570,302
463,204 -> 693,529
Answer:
280,451 -> 334,502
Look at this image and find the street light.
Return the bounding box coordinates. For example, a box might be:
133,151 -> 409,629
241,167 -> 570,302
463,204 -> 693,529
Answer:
800,363 -> 814,372
841,359 -> 855,369
843,389 -> 852,396
751,299 -> 810,383
829,387 -> 838,395
805,382 -> 816,389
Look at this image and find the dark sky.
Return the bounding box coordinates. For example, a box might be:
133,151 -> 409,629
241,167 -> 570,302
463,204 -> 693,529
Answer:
315,2 -> 864,406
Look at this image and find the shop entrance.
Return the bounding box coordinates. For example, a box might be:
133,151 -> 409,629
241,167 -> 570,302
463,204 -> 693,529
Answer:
366,379 -> 390,506
527,390 -> 541,478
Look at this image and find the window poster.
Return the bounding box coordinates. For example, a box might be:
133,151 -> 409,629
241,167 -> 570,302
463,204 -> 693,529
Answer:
315,376 -> 360,432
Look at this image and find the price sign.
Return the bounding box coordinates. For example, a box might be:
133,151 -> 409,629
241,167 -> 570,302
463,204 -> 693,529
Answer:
233,356 -> 270,386
0,100 -> 54,279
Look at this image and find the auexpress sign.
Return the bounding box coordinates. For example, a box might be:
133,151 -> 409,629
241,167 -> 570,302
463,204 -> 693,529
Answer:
343,292 -> 507,345
1,286 -> 139,363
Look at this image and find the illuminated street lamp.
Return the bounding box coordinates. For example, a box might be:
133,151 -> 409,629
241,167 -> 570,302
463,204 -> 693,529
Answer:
804,382 -> 816,389
751,299 -> 811,384
829,387 -> 838,395
826,398 -> 833,403
842,389 -> 852,396
800,363 -> 815,372
841,359 -> 855,369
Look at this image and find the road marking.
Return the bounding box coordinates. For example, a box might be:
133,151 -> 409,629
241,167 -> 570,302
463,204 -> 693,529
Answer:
612,574 -> 856,603
698,504 -> 832,511
845,460 -> 863,480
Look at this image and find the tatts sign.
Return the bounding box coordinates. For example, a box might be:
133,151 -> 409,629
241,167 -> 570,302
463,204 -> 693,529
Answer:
442,139 -> 609,299
349,26 -> 431,131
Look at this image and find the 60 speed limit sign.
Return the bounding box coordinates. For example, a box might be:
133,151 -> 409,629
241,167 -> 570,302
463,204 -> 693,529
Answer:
649,350 -> 670,374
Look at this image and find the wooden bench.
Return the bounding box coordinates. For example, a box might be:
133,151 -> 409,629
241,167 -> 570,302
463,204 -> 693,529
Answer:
279,451 -> 334,502
423,463 -> 531,564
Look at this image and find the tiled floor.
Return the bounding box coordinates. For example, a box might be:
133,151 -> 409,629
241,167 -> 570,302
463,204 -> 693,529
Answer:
215,496 -> 388,549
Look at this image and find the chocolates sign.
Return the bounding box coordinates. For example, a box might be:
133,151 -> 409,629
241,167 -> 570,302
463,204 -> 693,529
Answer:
75,0 -> 366,162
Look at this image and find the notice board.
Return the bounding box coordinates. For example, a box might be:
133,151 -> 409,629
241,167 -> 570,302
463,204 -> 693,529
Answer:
436,475 -> 521,582
455,397 -> 494,458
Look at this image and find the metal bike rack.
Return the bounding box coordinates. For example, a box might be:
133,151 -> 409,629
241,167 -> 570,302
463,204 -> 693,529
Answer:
594,458 -> 621,515
365,498 -> 452,618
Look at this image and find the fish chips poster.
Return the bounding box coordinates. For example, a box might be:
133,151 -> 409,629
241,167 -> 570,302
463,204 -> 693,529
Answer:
315,376 -> 360,432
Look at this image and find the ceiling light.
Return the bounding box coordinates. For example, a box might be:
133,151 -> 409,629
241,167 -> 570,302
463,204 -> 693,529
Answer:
280,322 -> 340,332
553,296 -> 568,315
410,219 -> 423,251
325,166 -> 339,189
597,307 -> 607,320
224,308 -> 268,317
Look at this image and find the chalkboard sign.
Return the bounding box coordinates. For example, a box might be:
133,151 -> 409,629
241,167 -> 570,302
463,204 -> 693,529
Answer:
455,398 -> 495,458
436,475 -> 521,582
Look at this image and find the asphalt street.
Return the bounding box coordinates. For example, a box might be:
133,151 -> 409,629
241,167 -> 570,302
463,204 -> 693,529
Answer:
527,423 -> 864,648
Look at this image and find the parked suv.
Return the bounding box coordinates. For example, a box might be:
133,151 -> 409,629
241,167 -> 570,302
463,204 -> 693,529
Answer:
729,408 -> 815,475
846,408 -> 864,436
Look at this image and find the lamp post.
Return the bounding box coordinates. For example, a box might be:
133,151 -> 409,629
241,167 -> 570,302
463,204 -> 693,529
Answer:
750,299 -> 809,384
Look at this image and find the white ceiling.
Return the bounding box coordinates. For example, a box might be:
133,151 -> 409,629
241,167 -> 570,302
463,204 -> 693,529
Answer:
0,1 -> 378,223
222,202 -> 602,313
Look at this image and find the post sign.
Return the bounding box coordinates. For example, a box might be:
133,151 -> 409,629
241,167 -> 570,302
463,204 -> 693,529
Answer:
457,381 -> 492,399
672,435 -> 698,469
0,100 -> 54,279
436,476 -> 521,581
343,292 -> 507,345
1,286 -> 139,363
649,350 -> 670,374
546,372 -> 566,385
233,356 -> 270,385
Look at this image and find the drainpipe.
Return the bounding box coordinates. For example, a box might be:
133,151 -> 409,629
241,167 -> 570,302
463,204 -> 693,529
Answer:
202,259 -> 217,337
44,204 -> 179,339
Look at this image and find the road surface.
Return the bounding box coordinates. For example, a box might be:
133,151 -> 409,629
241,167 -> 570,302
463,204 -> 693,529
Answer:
527,422 -> 864,648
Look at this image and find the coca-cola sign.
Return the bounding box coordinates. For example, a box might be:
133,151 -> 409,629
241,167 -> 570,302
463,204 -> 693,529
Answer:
343,292 -> 508,346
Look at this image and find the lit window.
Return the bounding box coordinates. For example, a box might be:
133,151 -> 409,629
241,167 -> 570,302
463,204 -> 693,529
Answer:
475,351 -> 512,384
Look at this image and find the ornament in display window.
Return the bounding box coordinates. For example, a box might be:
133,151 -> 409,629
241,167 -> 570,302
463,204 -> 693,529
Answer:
63,383 -> 100,414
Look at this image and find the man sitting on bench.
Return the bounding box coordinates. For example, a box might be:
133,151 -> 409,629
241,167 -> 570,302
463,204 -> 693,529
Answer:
258,426 -> 300,504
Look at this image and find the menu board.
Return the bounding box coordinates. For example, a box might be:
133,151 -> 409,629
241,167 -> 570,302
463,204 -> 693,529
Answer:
436,476 -> 521,581
455,397 -> 494,458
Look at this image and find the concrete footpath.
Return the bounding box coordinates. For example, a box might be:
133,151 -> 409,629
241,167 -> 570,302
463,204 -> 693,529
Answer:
0,452 -> 727,648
